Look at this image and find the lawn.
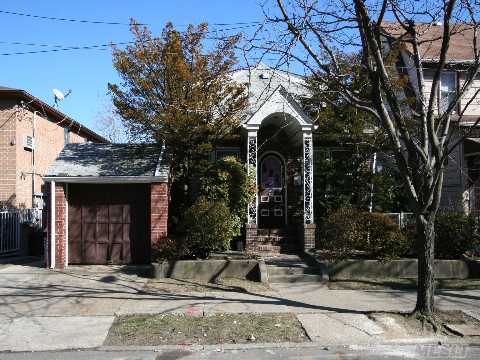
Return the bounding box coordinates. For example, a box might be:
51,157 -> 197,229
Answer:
105,313 -> 308,345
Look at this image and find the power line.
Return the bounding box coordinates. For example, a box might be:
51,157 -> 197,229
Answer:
0,9 -> 262,27
0,24 -> 262,56
0,9 -> 146,26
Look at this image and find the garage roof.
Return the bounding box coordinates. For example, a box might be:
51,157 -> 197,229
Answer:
45,143 -> 169,183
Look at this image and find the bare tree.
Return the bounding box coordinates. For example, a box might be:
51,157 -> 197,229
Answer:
252,0 -> 480,323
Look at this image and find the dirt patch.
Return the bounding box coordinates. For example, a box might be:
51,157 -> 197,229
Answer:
105,313 -> 308,345
143,277 -> 272,294
329,279 -> 480,290
371,310 -> 480,337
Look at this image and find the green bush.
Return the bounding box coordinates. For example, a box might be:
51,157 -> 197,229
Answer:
198,156 -> 255,236
365,212 -> 411,259
434,213 -> 480,259
182,197 -> 238,258
321,207 -> 368,258
320,207 -> 411,259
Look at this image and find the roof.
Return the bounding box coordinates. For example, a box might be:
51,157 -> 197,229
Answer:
0,86 -> 107,143
45,143 -> 169,182
382,21 -> 479,63
230,63 -> 311,121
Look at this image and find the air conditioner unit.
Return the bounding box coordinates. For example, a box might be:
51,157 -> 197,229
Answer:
24,135 -> 34,150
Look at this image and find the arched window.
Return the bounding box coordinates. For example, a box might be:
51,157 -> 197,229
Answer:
260,155 -> 283,188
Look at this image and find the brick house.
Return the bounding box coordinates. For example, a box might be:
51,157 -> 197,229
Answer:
44,143 -> 169,268
0,86 -> 107,209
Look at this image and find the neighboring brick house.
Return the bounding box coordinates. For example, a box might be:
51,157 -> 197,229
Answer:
0,86 -> 107,209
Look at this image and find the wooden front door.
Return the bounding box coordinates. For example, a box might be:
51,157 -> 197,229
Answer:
68,184 -> 149,265
258,154 -> 286,228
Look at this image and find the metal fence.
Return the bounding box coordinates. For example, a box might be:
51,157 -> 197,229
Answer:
0,208 -> 43,255
0,210 -> 21,255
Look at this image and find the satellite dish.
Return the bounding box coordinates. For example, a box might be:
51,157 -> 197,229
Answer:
53,88 -> 72,107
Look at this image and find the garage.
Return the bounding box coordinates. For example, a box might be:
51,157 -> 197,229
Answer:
44,143 -> 169,269
68,183 -> 149,265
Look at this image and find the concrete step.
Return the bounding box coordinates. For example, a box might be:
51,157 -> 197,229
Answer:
267,265 -> 320,276
257,228 -> 297,236
268,273 -> 325,283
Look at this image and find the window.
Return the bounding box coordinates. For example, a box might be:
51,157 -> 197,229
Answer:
439,72 -> 457,113
214,147 -> 240,160
64,127 -> 69,145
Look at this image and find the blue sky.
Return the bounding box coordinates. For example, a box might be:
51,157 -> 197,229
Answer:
0,0 -> 266,136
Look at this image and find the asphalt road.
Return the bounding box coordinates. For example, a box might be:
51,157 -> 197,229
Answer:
1,344 -> 480,360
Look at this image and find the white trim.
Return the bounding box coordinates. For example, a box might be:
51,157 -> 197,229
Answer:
50,181 -> 55,269
65,183 -> 69,268
242,86 -> 315,131
43,176 -> 168,184
258,151 -> 288,225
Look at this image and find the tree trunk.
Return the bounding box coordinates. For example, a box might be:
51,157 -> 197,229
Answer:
415,213 -> 436,316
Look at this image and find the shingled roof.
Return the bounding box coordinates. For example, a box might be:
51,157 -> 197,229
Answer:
382,21 -> 479,63
45,143 -> 169,182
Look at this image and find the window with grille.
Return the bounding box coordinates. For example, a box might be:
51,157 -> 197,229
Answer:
440,72 -> 457,113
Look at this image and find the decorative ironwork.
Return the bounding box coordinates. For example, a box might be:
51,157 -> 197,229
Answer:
304,136 -> 313,224
247,134 -> 257,224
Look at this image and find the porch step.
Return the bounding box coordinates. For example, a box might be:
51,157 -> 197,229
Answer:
266,264 -> 319,276
256,227 -> 297,236
265,255 -> 326,284
268,274 -> 325,283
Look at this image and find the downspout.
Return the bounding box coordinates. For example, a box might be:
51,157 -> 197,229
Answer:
50,181 -> 56,269
32,111 -> 37,207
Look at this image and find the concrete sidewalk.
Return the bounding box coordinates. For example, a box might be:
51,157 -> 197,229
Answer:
1,264 -> 479,352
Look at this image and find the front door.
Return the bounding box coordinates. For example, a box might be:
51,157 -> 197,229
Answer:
258,154 -> 286,228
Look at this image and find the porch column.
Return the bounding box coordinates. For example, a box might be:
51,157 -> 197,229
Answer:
247,129 -> 258,224
302,131 -> 316,250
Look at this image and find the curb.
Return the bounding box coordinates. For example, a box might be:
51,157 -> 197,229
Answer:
98,337 -> 480,352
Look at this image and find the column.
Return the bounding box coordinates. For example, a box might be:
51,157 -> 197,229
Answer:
303,131 -> 313,224
247,130 -> 258,224
303,131 -> 316,250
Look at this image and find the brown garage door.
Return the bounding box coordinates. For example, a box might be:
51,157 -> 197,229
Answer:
68,184 -> 149,264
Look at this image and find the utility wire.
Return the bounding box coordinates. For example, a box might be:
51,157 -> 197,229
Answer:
0,24 -> 261,56
0,9 -> 262,27
0,9 -> 146,25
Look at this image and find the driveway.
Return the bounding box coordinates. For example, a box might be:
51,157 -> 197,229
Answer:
1,263 -> 480,352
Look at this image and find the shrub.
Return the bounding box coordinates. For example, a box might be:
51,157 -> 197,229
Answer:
321,207 -> 368,258
198,156 -> 255,236
434,213 -> 480,259
320,207 -> 411,259
365,212 -> 411,259
182,197 -> 238,258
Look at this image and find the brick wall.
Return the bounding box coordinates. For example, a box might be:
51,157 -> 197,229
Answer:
54,183 -> 66,269
0,100 -> 17,206
0,99 -> 92,208
302,224 -> 316,251
45,182 -> 66,269
150,182 -> 168,249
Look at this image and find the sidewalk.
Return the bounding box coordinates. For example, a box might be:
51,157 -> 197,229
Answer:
0,264 -> 479,352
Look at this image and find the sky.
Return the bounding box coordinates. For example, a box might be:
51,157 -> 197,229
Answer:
0,0 -> 266,137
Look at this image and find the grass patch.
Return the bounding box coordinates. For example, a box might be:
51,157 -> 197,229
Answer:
105,313 -> 308,345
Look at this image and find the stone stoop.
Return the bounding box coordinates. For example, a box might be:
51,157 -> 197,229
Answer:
265,255 -> 326,283
249,227 -> 300,254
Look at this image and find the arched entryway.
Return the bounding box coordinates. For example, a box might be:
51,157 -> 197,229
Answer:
258,152 -> 286,228
243,85 -> 316,253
